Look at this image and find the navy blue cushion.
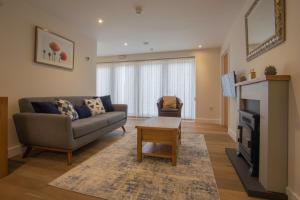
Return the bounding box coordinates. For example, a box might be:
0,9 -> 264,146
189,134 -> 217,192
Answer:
31,102 -> 60,114
100,95 -> 114,112
75,105 -> 92,119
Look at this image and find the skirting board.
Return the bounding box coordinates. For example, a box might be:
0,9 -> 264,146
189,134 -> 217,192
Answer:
228,128 -> 237,142
8,144 -> 23,158
287,187 -> 300,200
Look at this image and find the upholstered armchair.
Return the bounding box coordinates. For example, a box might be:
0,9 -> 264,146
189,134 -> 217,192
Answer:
157,97 -> 183,117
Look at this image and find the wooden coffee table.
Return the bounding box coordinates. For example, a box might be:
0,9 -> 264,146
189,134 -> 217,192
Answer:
135,117 -> 181,166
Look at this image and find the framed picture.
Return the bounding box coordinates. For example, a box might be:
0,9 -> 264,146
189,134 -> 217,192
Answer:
35,26 -> 75,70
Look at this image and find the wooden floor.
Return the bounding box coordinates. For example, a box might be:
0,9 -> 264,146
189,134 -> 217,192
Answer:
0,118 -> 262,200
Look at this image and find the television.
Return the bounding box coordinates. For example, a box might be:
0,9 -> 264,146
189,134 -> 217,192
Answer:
221,71 -> 236,97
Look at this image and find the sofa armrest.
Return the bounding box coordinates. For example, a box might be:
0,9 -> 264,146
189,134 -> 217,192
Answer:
112,104 -> 128,117
13,113 -> 74,149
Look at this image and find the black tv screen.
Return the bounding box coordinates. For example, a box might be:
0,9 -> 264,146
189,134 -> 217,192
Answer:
221,71 -> 236,97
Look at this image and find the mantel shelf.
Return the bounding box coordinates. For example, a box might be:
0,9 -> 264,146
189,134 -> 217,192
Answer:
235,75 -> 291,87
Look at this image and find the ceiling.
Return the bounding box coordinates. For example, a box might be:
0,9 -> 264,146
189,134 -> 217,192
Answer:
26,0 -> 246,56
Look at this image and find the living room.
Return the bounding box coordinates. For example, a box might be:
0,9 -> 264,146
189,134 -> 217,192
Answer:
0,0 -> 299,200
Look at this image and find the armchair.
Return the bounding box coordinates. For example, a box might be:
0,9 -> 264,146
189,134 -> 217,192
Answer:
157,97 -> 183,117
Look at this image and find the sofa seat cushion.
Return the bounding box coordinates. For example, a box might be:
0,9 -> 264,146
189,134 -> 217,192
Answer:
72,115 -> 109,138
103,111 -> 126,124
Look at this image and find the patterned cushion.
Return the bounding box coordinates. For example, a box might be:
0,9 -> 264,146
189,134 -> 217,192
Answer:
56,99 -> 79,120
84,98 -> 106,116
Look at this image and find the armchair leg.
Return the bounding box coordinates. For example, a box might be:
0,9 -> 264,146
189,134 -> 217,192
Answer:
121,126 -> 126,134
23,146 -> 32,158
67,151 -> 72,165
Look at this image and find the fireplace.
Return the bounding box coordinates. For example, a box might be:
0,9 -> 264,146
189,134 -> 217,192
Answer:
237,110 -> 260,177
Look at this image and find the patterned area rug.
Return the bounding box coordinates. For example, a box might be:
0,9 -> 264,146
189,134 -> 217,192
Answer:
49,132 -> 220,200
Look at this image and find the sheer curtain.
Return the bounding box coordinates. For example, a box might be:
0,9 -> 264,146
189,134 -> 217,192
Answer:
96,57 -> 196,119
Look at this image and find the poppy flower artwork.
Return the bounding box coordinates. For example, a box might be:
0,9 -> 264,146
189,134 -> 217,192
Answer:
35,26 -> 74,70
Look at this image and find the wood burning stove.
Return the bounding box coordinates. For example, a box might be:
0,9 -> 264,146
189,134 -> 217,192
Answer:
237,110 -> 260,177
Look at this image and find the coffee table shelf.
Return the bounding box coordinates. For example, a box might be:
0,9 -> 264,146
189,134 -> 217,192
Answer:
142,143 -> 172,159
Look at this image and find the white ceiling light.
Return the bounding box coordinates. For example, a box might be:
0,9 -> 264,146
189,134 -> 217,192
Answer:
198,44 -> 203,48
124,42 -> 128,46
98,19 -> 103,24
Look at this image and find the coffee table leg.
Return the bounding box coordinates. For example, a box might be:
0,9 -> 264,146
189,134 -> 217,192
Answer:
137,128 -> 142,162
179,123 -> 182,144
172,131 -> 178,166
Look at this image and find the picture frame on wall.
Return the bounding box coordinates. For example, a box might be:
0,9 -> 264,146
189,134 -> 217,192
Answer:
34,26 -> 75,70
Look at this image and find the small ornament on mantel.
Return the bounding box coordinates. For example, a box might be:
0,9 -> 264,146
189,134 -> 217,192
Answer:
248,68 -> 256,79
264,65 -> 277,75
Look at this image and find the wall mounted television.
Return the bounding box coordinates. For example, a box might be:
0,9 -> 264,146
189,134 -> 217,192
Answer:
221,71 -> 236,97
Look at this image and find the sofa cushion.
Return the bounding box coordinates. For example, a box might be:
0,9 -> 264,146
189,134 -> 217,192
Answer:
56,99 -> 79,121
72,115 -> 109,138
103,111 -> 126,124
75,105 -> 92,119
84,98 -> 105,116
31,102 -> 60,114
99,95 -> 114,112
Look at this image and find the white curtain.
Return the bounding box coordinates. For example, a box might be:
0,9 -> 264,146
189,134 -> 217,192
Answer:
97,57 -> 196,119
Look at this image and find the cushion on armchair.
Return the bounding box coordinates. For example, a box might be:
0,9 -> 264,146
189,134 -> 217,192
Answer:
163,96 -> 177,109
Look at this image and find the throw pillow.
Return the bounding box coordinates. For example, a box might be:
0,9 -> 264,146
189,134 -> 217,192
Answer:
84,98 -> 105,116
75,105 -> 92,119
163,96 -> 177,109
32,102 -> 60,114
99,95 -> 114,112
56,99 -> 79,120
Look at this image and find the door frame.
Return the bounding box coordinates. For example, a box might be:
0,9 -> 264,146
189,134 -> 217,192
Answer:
221,52 -> 229,128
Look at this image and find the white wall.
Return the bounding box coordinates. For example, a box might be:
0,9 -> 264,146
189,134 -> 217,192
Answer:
96,48 -> 222,123
0,0 -> 97,156
221,0 -> 300,199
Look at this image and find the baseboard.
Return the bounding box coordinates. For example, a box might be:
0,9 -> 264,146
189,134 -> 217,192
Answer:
8,144 -> 23,158
228,128 -> 237,142
196,118 -> 221,124
287,187 -> 300,200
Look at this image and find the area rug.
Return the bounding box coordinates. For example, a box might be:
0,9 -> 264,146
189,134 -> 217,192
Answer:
49,131 -> 220,200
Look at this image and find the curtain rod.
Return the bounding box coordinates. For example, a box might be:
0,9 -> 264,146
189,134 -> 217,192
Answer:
96,56 -> 195,64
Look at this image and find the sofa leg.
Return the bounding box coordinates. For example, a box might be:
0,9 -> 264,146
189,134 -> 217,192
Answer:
67,151 -> 72,165
121,126 -> 126,134
23,146 -> 32,158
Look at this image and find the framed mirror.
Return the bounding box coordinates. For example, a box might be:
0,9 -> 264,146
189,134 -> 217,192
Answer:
245,0 -> 285,61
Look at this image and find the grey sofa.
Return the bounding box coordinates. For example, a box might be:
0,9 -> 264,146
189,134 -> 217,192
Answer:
13,96 -> 127,165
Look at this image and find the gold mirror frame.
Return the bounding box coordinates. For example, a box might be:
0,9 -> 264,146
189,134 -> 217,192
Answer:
245,0 -> 285,61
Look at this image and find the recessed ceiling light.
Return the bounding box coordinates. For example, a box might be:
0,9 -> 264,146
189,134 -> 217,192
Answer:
198,44 -> 203,48
124,42 -> 128,46
98,19 -> 103,24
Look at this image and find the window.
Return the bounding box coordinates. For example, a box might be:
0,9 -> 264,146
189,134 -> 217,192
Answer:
97,57 -> 196,119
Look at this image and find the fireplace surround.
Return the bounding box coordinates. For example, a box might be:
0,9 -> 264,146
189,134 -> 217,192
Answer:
226,75 -> 290,200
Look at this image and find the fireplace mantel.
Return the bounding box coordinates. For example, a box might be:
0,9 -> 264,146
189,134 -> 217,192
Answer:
235,75 -> 290,195
235,75 -> 291,87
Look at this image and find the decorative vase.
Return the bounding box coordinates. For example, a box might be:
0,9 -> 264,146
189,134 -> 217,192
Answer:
264,65 -> 277,75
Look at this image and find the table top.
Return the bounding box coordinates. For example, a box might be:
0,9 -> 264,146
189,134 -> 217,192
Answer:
135,117 -> 181,130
